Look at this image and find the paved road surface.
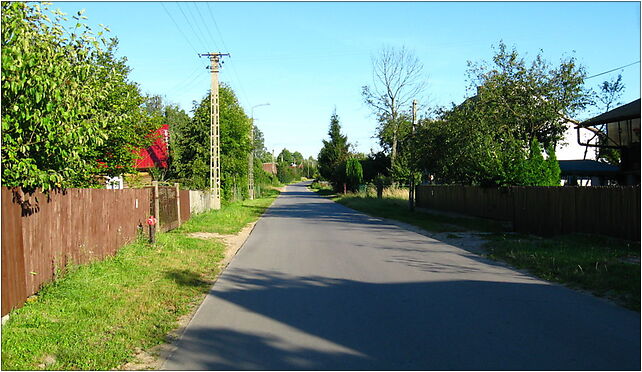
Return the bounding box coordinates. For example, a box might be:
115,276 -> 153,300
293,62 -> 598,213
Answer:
164,182 -> 640,370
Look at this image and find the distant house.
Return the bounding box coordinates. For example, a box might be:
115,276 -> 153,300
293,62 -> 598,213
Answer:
262,162 -> 277,175
576,99 -> 640,185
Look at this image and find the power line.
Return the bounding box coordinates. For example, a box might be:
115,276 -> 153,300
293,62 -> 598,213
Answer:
192,2 -> 220,52
206,2 -> 253,108
586,60 -> 640,80
176,2 -> 209,51
159,2 -> 202,63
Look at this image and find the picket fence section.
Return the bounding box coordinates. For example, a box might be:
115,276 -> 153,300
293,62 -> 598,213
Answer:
416,185 -> 640,241
1,185 -> 196,316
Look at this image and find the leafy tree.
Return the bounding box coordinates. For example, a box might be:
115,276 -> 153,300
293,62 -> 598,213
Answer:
466,42 -> 590,148
252,125 -> 271,163
292,151 -> 304,166
415,42 -> 588,186
171,85 -> 251,200
585,74 -> 625,164
1,2 -> 159,191
317,110 -> 350,189
360,151 -> 390,183
278,148 -> 294,165
362,46 -> 426,165
345,158 -> 363,191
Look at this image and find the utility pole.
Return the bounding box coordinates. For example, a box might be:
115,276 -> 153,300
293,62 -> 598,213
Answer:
409,99 -> 418,211
200,52 -> 229,210
249,103 -> 270,200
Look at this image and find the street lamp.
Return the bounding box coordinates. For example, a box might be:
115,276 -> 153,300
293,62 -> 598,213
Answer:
249,103 -> 270,200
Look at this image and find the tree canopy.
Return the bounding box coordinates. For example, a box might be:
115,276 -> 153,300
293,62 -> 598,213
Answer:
317,110 -> 350,188
415,42 -> 582,186
1,2 -> 160,191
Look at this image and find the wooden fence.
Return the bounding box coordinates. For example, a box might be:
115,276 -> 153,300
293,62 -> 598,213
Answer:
1,185 -> 193,316
416,185 -> 640,241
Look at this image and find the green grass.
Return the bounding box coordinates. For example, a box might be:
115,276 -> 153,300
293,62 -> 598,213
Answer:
177,188 -> 280,235
485,233 -> 641,311
1,190 -> 280,370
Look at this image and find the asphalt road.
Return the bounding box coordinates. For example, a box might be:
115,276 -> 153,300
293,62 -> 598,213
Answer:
164,182 -> 640,370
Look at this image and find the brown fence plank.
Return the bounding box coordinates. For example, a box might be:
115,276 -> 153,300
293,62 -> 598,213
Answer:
1,187 -> 154,315
417,185 -> 640,241
1,189 -> 28,316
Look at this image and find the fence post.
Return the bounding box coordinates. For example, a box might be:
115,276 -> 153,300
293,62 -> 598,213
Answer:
175,183 -> 181,227
152,180 -> 160,229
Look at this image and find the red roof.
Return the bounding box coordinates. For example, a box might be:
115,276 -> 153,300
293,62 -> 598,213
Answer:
134,124 -> 169,169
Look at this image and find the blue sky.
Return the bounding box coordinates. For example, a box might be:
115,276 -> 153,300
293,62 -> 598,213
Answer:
52,1 -> 641,158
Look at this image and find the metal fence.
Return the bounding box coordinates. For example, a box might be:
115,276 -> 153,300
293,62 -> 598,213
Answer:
1,184 -> 195,316
416,185 -> 640,241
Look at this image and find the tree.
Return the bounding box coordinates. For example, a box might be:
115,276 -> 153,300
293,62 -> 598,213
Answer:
586,74 -> 625,164
465,42 -> 589,148
362,46 -> 426,165
345,158 -> 363,191
292,151 -> 304,166
278,148 -> 294,164
596,74 -> 625,112
415,42 -> 588,186
1,2 -> 159,191
171,84 -> 252,200
317,110 -> 350,189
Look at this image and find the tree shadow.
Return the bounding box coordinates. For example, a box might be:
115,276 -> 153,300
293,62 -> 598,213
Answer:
164,268 -> 641,370
164,269 -> 209,287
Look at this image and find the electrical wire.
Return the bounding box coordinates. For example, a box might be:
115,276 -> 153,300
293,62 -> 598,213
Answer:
206,2 -> 253,108
159,2 -> 203,65
586,61 -> 640,80
192,2 -> 220,52
176,2 -> 209,52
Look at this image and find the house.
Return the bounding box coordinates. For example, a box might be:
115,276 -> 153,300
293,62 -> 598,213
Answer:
105,124 -> 170,189
576,99 -> 640,185
134,124 -> 170,170
262,162 -> 277,175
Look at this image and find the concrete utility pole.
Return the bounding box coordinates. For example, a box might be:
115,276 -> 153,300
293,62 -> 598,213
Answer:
249,103 -> 270,200
200,52 -> 229,210
409,99 -> 418,211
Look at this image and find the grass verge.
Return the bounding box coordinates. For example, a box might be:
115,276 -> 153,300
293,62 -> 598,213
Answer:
1,190 -> 280,370
311,185 -> 640,311
484,233 -> 640,311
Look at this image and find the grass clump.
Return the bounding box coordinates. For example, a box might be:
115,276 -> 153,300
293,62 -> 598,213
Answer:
485,233 -> 640,311
1,190 -> 280,370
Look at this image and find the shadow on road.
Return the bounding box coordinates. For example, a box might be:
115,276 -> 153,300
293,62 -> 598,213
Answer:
167,268 -> 640,370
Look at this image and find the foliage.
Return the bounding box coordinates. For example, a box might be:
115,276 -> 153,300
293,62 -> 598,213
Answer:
170,85 -> 252,200
415,42 -> 588,186
360,151 -> 391,183
276,162 -> 301,184
1,2 -> 159,191
317,110 -> 350,189
252,125 -> 272,163
594,74 -> 625,165
345,158 -> 363,191
595,74 -> 625,112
